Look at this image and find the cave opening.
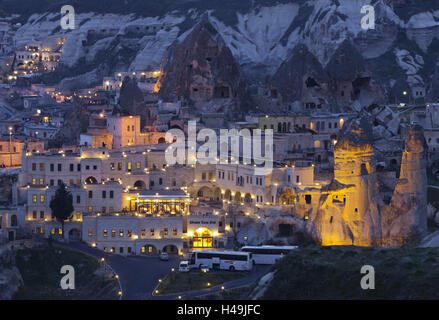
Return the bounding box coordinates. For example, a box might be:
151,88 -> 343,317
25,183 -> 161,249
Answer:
214,86 -> 230,98
305,77 -> 319,88
352,76 -> 371,97
278,224 -> 293,237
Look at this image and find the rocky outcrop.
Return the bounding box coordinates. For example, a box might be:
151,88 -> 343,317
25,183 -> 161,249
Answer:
269,41 -> 384,113
381,125 -> 428,246
325,40 -> 384,110
302,118 -> 427,247
156,17 -> 250,118
306,117 -> 383,246
269,44 -> 330,108
426,61 -> 439,102
0,250 -> 23,300
118,76 -> 145,116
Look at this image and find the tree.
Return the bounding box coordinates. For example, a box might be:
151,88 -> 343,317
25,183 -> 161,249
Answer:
49,183 -> 74,239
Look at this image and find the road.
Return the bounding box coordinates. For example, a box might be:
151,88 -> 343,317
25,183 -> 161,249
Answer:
154,265 -> 271,300
52,240 -> 270,300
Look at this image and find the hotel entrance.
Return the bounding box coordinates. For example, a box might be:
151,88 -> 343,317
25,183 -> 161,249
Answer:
193,227 -> 213,248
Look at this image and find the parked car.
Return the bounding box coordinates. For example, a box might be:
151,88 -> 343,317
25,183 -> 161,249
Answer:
200,264 -> 209,273
159,252 -> 169,261
179,261 -> 190,272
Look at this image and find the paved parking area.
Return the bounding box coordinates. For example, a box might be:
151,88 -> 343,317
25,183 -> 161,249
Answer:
53,241 -> 270,300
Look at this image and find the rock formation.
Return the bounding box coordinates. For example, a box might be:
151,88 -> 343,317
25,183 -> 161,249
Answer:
156,16 -> 250,119
306,117 -> 383,246
118,76 -> 145,115
269,44 -> 330,110
325,40 -> 384,109
293,118 -> 428,247
269,41 -> 384,113
426,61 -> 439,102
381,125 -> 428,246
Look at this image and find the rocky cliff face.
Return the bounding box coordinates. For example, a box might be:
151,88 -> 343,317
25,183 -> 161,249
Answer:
306,117 -> 383,246
0,250 -> 23,300
156,18 -> 250,116
381,125 -> 428,246
118,76 -> 145,114
7,0 -> 439,108
270,40 -> 385,112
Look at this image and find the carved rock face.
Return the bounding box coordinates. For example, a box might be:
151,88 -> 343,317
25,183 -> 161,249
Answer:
157,18 -> 249,116
269,40 -> 384,111
334,117 -> 374,154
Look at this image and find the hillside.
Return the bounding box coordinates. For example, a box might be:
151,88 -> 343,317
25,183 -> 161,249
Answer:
3,0 -> 439,102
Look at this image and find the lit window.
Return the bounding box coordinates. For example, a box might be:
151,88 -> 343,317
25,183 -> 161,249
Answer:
141,229 -> 145,237
40,195 -> 44,203
173,228 -> 177,236
32,195 -> 37,203
88,229 -> 93,237
127,230 -> 132,237
39,178 -> 44,185
111,229 -> 116,237
32,178 -> 36,185
119,229 -> 124,237
150,228 -> 154,236
103,229 -> 108,237
164,228 -> 168,236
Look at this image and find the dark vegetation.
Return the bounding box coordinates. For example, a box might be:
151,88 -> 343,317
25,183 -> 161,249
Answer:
14,246 -> 119,299
262,245 -> 439,300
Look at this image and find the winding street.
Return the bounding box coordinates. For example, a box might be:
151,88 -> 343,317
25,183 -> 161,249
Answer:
51,240 -> 270,300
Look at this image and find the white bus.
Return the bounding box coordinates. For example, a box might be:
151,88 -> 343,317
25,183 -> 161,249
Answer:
241,245 -> 298,264
189,250 -> 253,271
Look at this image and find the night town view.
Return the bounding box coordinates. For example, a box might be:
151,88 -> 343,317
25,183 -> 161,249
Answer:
0,0 -> 439,310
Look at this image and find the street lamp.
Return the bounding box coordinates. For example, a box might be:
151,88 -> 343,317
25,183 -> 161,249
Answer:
8,126 -> 12,167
